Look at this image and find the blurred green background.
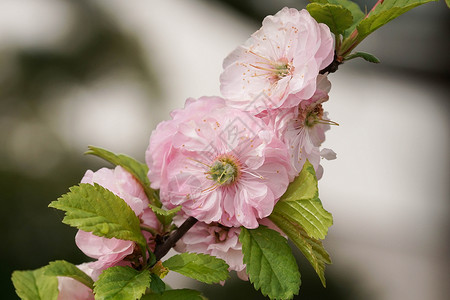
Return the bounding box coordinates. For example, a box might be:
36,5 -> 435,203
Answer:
1,0 -> 449,299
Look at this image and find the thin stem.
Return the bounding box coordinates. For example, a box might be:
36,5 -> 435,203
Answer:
140,224 -> 158,236
153,216 -> 198,263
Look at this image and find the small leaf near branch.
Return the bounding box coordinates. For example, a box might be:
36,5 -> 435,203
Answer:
239,226 -> 300,300
141,289 -> 206,300
93,266 -> 151,300
163,252 -> 229,284
345,52 -> 380,63
85,145 -> 160,207
49,183 -> 147,256
148,204 -> 181,226
44,260 -> 94,290
12,267 -> 58,300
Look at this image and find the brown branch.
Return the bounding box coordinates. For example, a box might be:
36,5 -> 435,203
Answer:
153,216 -> 198,262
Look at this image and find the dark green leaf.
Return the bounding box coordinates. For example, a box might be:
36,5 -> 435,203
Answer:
307,3 -> 353,35
49,183 -> 147,254
269,216 -> 331,287
85,146 -> 160,206
163,253 -> 229,284
239,226 -> 300,300
345,51 -> 380,63
44,260 -> 94,290
93,266 -> 150,300
141,289 -> 206,300
150,273 -> 166,294
12,267 -> 58,300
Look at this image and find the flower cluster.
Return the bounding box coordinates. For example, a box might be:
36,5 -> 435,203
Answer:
146,7 -> 336,277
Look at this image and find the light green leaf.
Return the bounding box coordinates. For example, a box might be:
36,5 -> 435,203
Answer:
272,161 -> 332,240
162,253 -> 229,284
239,226 -> 300,300
93,266 -> 150,300
271,198 -> 332,240
85,146 -> 160,206
148,204 -> 181,226
357,0 -> 437,41
269,216 -> 331,287
280,160 -> 318,202
12,267 -> 58,300
307,3 -> 353,35
345,51 -> 380,63
49,183 -> 147,253
141,289 -> 206,300
44,260 -> 94,290
446,0 -> 450,9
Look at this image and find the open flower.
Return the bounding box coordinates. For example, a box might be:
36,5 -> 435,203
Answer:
173,216 -> 247,281
146,96 -> 291,229
259,75 -> 336,178
220,7 -> 334,113
75,166 -> 160,271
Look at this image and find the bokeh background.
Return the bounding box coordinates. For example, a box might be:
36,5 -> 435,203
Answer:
1,0 -> 449,299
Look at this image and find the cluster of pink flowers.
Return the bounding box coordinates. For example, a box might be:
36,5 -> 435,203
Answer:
146,8 -> 336,277
59,8 -> 336,293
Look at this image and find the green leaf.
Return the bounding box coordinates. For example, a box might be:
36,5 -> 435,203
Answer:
162,253 -> 229,284
310,0 -> 365,37
272,160 -> 332,240
239,226 -> 300,300
307,3 -> 353,35
12,267 -> 58,300
85,146 -> 160,207
149,273 -> 166,294
357,0 -> 437,41
141,289 -> 206,300
446,0 -> 450,9
148,204 -> 181,226
281,160 -> 318,202
49,183 -> 147,254
93,266 -> 151,300
44,260 -> 94,290
345,51 -> 380,63
269,216 -> 331,287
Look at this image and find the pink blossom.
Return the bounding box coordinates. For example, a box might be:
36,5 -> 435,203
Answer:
220,7 -> 334,113
57,263 -> 95,300
259,75 -> 336,178
146,96 -> 291,229
173,216 -> 286,282
173,216 -> 247,281
75,166 -> 160,270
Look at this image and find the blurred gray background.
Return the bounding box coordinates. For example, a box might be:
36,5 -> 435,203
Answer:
1,0 -> 449,299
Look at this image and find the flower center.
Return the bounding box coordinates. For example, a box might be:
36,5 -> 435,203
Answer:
207,156 -> 239,185
304,104 -> 324,127
247,51 -> 294,83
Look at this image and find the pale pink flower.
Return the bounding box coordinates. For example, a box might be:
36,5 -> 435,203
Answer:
75,166 -> 160,270
220,7 -> 334,113
173,216 -> 286,282
146,96 -> 291,229
259,75 -> 336,178
57,263 -> 95,300
173,216 -> 247,281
